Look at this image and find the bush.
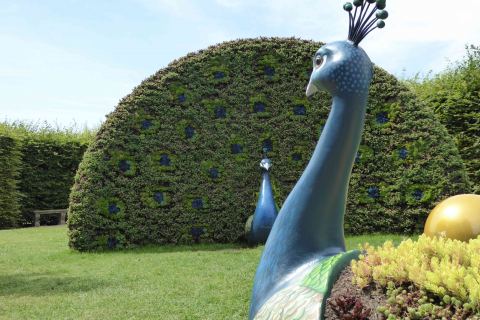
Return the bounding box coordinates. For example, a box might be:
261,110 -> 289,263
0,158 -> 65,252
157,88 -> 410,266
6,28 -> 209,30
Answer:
0,122 -> 93,226
352,235 -> 480,318
407,45 -> 480,193
68,38 -> 470,251
0,135 -> 22,228
18,138 -> 88,225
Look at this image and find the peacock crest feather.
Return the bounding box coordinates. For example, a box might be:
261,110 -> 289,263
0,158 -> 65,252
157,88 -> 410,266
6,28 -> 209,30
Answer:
344,0 -> 389,45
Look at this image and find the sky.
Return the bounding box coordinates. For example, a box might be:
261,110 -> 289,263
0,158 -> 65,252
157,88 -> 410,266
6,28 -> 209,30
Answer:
0,0 -> 479,129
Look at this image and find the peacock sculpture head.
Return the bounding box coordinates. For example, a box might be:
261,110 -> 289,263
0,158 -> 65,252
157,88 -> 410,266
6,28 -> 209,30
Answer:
260,148 -> 272,172
306,0 -> 388,97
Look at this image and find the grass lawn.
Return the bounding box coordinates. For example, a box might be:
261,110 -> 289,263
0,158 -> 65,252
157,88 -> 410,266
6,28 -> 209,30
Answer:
0,226 -> 410,319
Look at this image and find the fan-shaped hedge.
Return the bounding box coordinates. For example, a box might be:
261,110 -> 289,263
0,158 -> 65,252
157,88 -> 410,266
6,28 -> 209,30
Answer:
68,38 -> 471,251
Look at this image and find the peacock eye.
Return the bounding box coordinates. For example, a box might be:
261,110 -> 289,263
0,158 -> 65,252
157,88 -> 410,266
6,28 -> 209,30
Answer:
315,56 -> 324,67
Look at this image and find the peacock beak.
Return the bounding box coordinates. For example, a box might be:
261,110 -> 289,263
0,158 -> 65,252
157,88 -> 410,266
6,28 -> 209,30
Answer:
306,81 -> 319,97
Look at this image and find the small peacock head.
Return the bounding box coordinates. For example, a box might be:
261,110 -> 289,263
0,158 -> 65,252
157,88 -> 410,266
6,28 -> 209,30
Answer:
260,148 -> 272,171
306,0 -> 388,97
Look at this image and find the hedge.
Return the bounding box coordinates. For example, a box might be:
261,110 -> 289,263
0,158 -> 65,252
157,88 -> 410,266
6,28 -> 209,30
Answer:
18,138 -> 88,225
407,45 -> 480,193
0,135 -> 22,228
0,122 -> 92,226
68,38 -> 471,251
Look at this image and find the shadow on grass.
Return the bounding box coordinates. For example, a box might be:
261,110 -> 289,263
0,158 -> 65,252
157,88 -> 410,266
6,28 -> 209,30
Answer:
0,272 -> 109,297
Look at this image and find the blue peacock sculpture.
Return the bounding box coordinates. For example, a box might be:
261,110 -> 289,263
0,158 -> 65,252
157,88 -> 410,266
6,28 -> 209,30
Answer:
248,151 -> 278,245
249,1 -> 389,319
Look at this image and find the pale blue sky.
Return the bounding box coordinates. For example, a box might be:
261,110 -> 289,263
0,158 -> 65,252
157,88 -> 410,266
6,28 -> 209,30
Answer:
1,0 -> 479,128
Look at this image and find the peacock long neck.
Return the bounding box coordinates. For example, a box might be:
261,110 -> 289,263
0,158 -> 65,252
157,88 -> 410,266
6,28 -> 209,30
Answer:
251,170 -> 278,244
249,91 -> 369,319
283,93 -> 369,253
259,171 -> 274,207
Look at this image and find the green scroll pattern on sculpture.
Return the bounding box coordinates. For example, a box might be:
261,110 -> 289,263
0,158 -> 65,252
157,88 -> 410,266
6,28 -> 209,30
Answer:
254,251 -> 359,320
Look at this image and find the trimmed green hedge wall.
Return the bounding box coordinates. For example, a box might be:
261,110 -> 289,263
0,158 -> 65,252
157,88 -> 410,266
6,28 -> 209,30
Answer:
0,135 -> 22,228
68,38 -> 471,251
0,123 -> 91,227
18,138 -> 88,225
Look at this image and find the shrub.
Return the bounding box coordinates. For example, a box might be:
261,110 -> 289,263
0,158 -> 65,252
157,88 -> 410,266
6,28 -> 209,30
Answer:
18,138 -> 88,225
407,45 -> 480,193
0,122 -> 92,226
0,135 -> 22,228
378,284 -> 480,319
352,235 -> 480,318
68,38 -> 470,251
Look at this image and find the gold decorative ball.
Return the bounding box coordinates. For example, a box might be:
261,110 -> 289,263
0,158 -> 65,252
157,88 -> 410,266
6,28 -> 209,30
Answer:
424,194 -> 480,242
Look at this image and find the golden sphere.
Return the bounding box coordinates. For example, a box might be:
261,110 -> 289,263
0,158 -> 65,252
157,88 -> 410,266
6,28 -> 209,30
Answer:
424,194 -> 480,242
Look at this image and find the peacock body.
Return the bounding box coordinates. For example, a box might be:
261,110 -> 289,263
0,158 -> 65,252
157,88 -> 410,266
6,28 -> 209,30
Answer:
249,2 -> 389,319
249,155 -> 278,245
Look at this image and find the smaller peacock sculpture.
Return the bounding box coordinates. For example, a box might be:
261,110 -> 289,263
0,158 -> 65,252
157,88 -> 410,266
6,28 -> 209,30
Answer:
247,150 -> 279,245
249,1 -> 389,319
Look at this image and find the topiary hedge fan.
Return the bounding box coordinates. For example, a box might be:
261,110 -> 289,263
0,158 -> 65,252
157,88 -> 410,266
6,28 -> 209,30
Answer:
67,37 -> 470,251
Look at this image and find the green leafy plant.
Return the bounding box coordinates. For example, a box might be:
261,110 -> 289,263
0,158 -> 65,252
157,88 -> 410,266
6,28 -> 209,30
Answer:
377,284 -> 480,320
352,235 -> 480,318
